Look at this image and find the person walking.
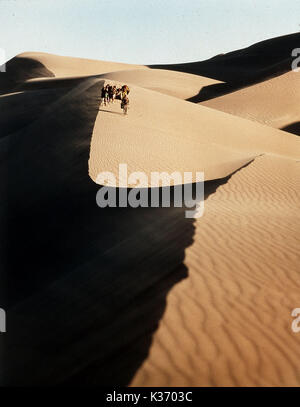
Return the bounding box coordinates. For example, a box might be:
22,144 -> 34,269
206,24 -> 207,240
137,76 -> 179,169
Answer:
100,85 -> 107,106
121,94 -> 129,115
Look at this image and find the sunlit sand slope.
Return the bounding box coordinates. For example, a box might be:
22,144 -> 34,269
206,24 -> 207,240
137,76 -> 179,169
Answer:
202,71 -> 300,134
89,82 -> 299,187
132,155 -> 300,386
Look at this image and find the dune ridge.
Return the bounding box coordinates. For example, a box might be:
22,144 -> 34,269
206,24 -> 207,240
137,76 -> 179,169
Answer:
201,70 -> 300,135
149,32 -> 300,83
131,155 -> 300,386
89,80 -> 299,187
0,33 -> 300,386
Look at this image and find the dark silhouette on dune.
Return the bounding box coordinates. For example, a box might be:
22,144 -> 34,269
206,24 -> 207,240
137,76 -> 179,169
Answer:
281,122 -> 300,136
150,32 -> 300,102
0,65 -> 240,385
186,82 -> 240,103
0,56 -> 54,95
149,33 -> 300,82
99,108 -> 124,115
0,67 -> 231,386
1,77 -> 190,385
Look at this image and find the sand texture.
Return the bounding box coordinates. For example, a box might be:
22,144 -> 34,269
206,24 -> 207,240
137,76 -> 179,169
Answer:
0,33 -> 299,386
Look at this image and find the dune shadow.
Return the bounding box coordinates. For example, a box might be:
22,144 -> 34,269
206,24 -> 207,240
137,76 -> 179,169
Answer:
0,76 -> 228,386
186,82 -> 240,103
185,62 -> 295,104
99,108 -> 124,115
149,36 -> 298,104
0,57 -> 54,95
148,31 -> 300,84
281,122 -> 300,136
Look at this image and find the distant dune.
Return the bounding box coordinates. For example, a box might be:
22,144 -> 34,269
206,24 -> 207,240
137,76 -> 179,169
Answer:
0,33 -> 299,386
94,68 -> 221,100
89,81 -> 298,187
150,32 -> 300,83
132,155 -> 300,386
201,70 -> 300,135
16,51 -> 146,77
150,32 -> 300,108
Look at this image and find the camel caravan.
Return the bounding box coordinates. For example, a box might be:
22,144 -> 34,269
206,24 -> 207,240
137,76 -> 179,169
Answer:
100,83 -> 130,115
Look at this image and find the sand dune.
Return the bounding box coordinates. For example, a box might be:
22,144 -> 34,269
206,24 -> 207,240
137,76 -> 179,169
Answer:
202,70 -> 300,135
150,32 -> 300,107
15,67 -> 221,104
89,81 -> 299,187
132,155 -> 300,386
150,32 -> 300,83
95,69 -> 221,100
0,51 -> 146,95
0,36 -> 300,386
16,51 -> 146,77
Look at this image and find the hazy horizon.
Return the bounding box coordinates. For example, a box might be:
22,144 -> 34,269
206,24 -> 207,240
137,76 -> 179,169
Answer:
1,0 -> 300,64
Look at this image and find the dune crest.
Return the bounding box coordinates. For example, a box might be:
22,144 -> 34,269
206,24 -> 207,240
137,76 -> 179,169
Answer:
1,34 -> 300,386
131,155 -> 300,386
201,70 -> 300,135
89,81 -> 299,187
149,32 -> 300,83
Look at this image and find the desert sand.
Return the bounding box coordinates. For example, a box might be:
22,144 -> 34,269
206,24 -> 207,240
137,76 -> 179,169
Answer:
0,33 -> 299,386
89,81 -> 299,187
132,155 -> 300,386
202,70 -> 300,135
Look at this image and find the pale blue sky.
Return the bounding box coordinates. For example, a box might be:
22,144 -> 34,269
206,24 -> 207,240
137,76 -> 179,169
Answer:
1,0 -> 299,64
